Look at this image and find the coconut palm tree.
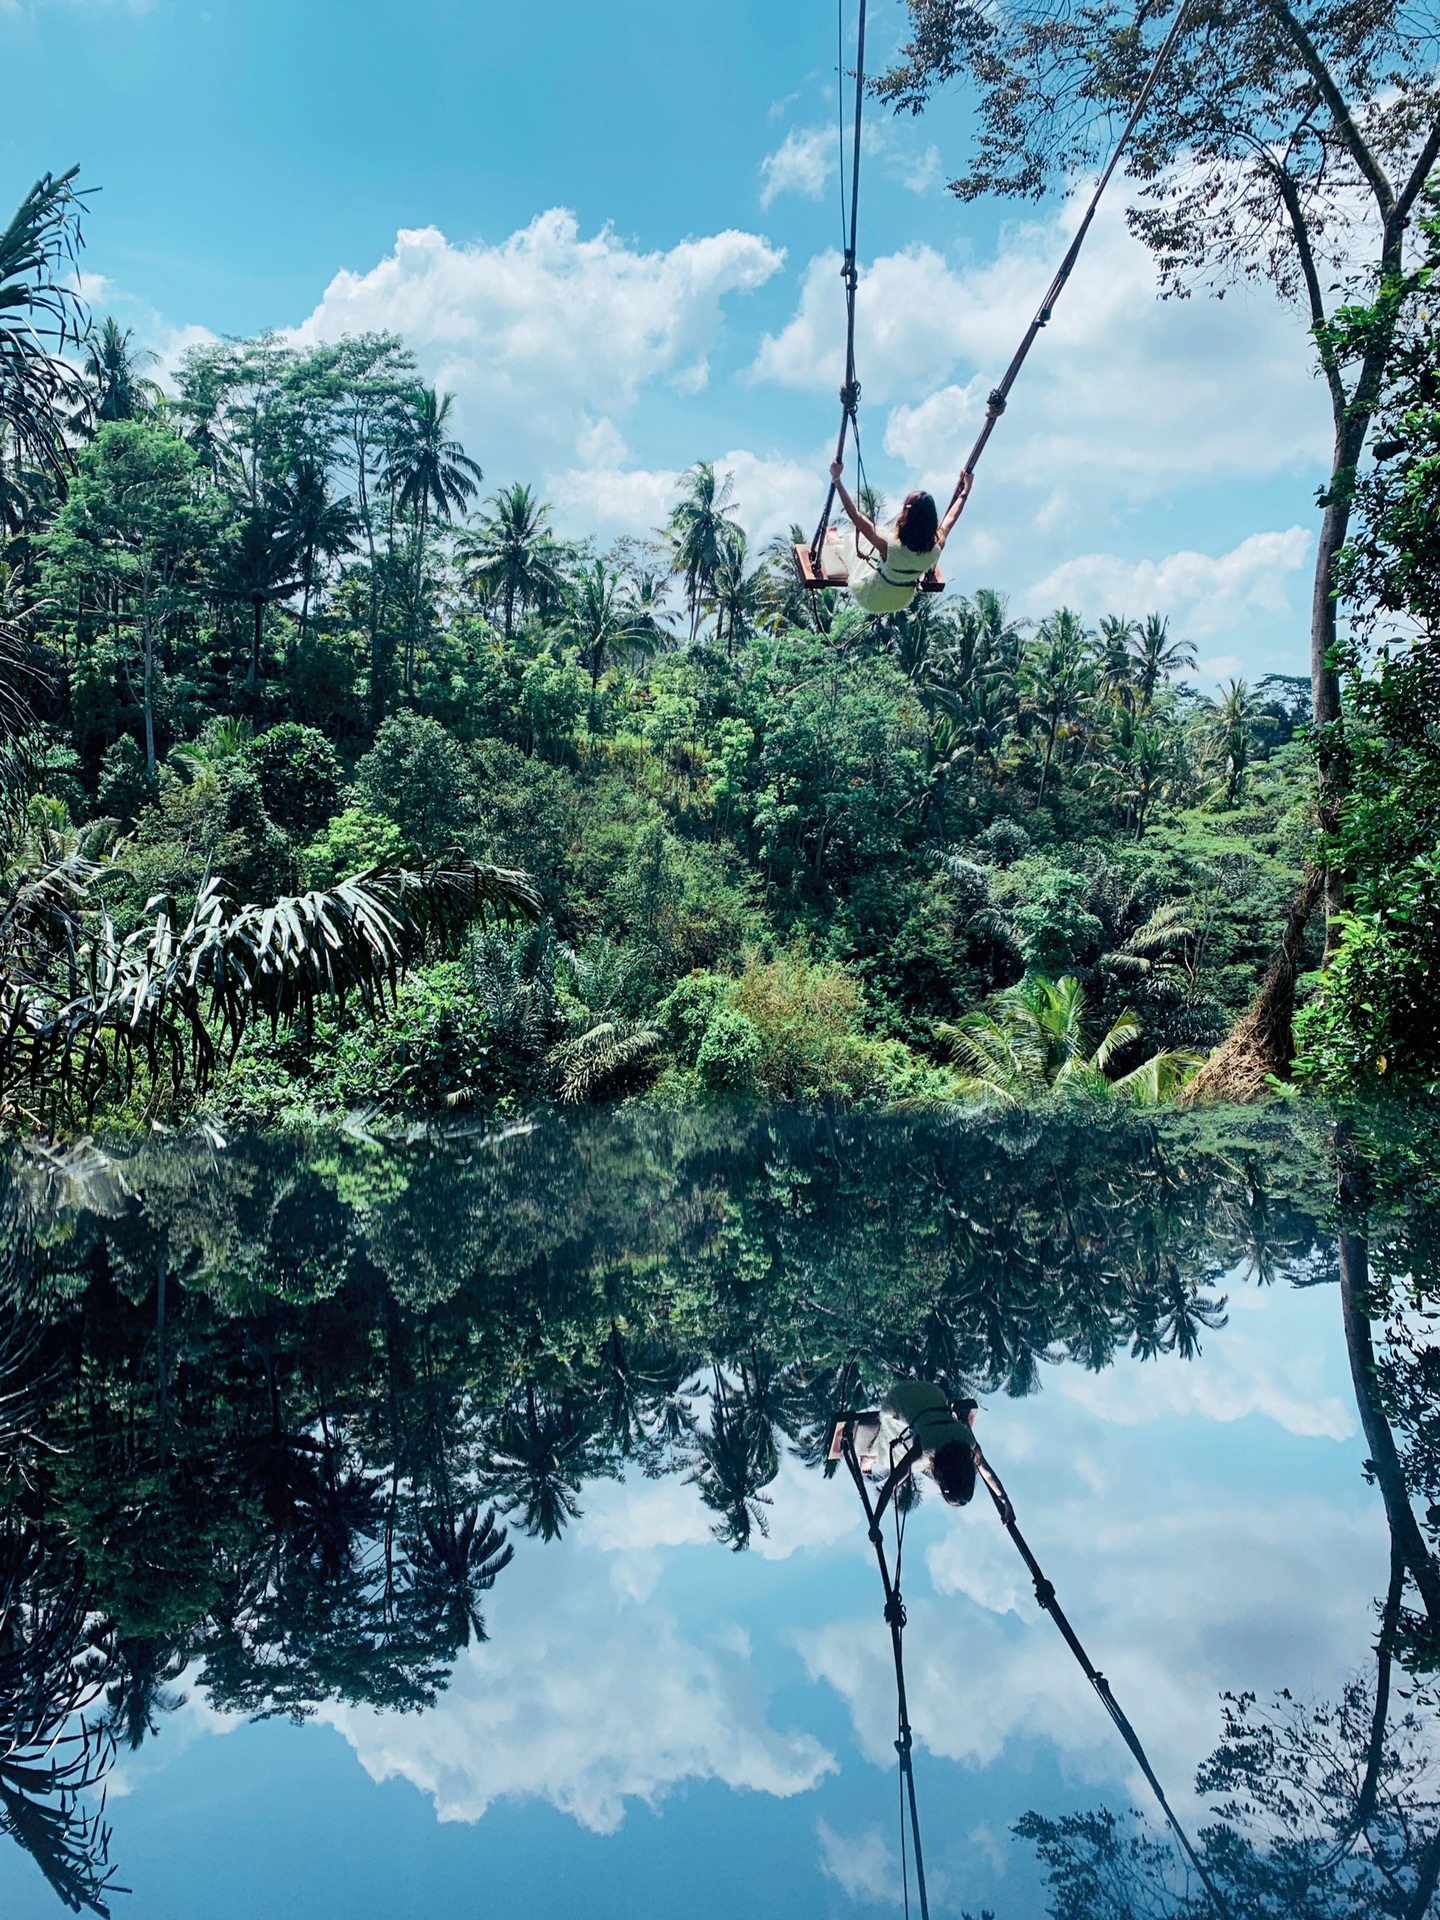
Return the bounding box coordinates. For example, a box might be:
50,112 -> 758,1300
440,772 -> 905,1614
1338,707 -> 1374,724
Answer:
390,388 -> 482,693
271,459 -> 356,648
1094,613 -> 1140,709
1021,608 -> 1097,801
81,316 -> 162,425
705,529 -> 763,654
217,508 -> 303,692
1205,676 -> 1278,807
564,559 -> 655,691
0,169 -> 90,481
1129,612 -> 1197,711
458,482 -> 565,639
667,462 -> 741,640
938,973 -> 1200,1106
410,1503 -> 513,1647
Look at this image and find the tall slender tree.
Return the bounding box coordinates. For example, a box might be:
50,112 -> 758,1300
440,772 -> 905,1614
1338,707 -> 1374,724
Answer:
390,387 -> 482,695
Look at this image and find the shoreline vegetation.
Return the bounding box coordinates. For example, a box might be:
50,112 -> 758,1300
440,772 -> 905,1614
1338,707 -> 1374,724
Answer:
0,162 -> 1433,1133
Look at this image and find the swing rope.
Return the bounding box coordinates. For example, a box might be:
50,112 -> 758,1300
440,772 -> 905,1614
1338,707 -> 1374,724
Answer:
946,0 -> 1194,509
809,0 -> 870,570
837,1414 -> 1227,1920
971,1442 -> 1230,1918
842,1431 -> 931,1920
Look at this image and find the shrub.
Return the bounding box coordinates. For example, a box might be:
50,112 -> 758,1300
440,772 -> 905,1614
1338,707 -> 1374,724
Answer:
247,722 -> 342,834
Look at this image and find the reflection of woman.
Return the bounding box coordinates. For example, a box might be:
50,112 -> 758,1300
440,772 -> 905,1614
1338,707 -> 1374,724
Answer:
835,1382 -> 978,1507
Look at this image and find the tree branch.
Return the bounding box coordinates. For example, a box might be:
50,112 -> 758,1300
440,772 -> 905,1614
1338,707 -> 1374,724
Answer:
1266,155 -> 1348,421
1261,0 -> 1395,216
1396,115 -> 1440,225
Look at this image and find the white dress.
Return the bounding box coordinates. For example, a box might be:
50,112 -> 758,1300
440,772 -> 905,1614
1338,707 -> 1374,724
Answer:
823,522 -> 940,615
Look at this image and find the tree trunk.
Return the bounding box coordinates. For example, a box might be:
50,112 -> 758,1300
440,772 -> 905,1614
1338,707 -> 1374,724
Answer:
1338,1222 -> 1440,1628
1179,863 -> 1323,1102
142,614 -> 156,773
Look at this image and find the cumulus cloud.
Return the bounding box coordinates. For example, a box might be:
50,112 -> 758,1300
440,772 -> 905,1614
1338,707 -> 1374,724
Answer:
753,197 -> 1329,498
1022,528 -> 1313,645
760,127 -> 835,208
322,1557 -> 835,1832
550,445 -> 817,548
289,211 -> 784,479
817,1818 -> 898,1900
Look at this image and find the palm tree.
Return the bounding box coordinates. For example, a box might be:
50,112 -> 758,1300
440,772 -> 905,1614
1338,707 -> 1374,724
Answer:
271,459 -> 356,649
390,388 -> 482,694
564,559 -> 654,691
81,316 -> 162,424
1129,612 -> 1196,711
458,482 -> 565,639
0,828 -> 540,1125
0,170 -> 90,481
1020,608 -> 1096,802
706,529 -> 762,654
218,508 -> 303,691
938,973 -> 1200,1106
667,462 -> 741,640
1094,614 -> 1140,709
1205,676 -> 1278,807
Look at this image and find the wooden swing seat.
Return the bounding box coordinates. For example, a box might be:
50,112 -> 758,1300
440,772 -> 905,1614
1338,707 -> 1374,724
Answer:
792,542 -> 944,595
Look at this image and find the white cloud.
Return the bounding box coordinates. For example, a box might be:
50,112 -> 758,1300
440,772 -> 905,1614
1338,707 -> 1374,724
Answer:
817,1818 -> 897,1900
753,197 -> 1329,498
289,211 -> 785,479
321,1557 -> 836,1833
760,127 -> 835,208
550,446 -> 817,548
1022,528 -> 1312,643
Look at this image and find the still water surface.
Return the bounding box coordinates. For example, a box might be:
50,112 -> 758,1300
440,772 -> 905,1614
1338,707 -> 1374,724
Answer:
0,1108 -> 1430,1918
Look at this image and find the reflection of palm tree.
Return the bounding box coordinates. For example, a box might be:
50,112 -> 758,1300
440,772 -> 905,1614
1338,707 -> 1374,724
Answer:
687,1362 -> 780,1551
0,1523 -> 118,1914
412,1503 -> 513,1646
487,1383 -> 605,1541
101,1636 -> 186,1752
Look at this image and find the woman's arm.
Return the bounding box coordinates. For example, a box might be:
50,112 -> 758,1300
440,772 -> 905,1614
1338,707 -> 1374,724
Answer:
935,470 -> 973,550
830,460 -> 887,558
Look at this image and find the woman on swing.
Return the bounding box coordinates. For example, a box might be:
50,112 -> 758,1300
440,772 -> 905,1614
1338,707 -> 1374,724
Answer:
823,459 -> 973,615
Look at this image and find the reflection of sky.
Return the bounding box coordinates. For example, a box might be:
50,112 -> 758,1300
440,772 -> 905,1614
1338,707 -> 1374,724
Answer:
0,1273 -> 1383,1919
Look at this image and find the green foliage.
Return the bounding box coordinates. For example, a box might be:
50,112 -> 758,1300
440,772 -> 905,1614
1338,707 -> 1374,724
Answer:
245,721 -> 341,834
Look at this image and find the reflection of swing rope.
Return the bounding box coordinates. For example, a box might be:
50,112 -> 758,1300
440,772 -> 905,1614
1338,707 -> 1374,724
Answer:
972,1444 -> 1230,1918
841,1432 -> 931,1920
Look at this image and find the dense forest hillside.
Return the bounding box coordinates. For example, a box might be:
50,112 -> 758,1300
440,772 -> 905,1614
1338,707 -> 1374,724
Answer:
0,173 -> 1435,1127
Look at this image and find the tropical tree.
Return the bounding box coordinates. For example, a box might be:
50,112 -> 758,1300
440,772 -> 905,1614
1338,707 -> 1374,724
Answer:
1021,608 -> 1096,801
42,419 -> 219,769
459,482 -> 565,640
667,462 -> 741,640
390,387 -> 482,694
1205,676 -> 1278,808
876,0 -> 1440,1051
217,507 -> 303,694
563,559 -> 653,692
271,458 -> 355,647
939,973 -> 1199,1105
0,169 -> 90,481
1130,612 -> 1196,711
81,316 -> 162,426
1095,613 -> 1140,709
706,529 -> 763,654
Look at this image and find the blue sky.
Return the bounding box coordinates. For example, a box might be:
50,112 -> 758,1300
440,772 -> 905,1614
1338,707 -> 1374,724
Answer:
0,1269 -> 1383,1919
0,0 -> 1332,685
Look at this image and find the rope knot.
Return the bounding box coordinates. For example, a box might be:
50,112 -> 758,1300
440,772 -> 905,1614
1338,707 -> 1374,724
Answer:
1034,1577 -> 1056,1609
840,379 -> 861,417
884,1592 -> 907,1628
895,1729 -> 912,1756
986,389 -> 1008,417
868,1524 -> 884,1547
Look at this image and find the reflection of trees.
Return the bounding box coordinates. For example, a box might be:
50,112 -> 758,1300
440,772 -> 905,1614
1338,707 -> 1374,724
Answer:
0,1107 -> 1433,1909
0,1525 -> 117,1915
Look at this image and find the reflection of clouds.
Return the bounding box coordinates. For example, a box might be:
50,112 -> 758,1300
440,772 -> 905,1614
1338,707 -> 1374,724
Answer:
583,1451 -> 858,1563
320,1554 -> 836,1832
816,1817 -> 897,1900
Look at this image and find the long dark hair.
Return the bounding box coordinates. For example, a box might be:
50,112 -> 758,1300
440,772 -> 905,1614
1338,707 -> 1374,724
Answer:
896,490 -> 939,553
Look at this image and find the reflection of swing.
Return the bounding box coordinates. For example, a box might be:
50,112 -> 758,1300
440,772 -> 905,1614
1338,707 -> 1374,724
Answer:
829,1404 -> 1229,1920
794,0 -> 1194,598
